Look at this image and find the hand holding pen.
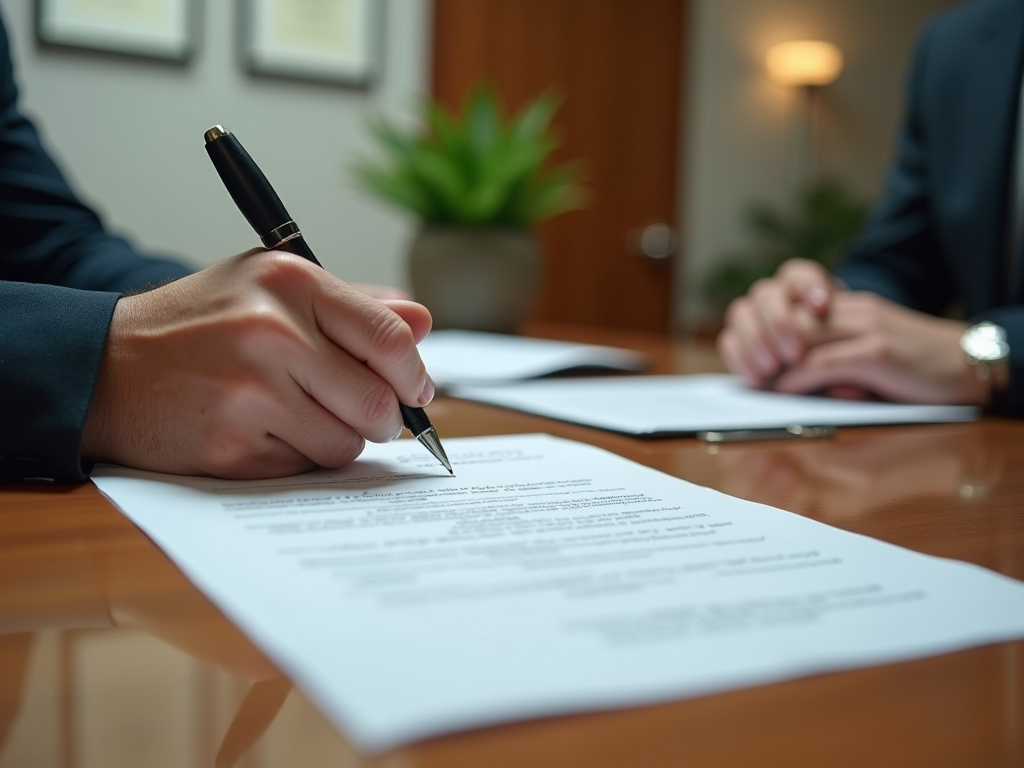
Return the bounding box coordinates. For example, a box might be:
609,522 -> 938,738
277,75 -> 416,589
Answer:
83,148 -> 445,479
203,125 -> 451,473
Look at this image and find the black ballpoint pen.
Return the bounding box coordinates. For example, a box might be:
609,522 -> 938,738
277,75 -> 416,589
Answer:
203,124 -> 452,475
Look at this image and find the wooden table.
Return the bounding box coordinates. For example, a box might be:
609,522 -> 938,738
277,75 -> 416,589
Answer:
2,328 -> 1022,768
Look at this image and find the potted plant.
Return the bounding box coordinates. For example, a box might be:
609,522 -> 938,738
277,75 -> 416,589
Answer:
353,84 -> 585,333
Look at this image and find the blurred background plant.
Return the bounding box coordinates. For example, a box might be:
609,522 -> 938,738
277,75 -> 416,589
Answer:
352,83 -> 585,229
703,177 -> 871,319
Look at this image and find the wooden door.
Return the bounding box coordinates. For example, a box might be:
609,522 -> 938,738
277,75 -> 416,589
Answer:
432,0 -> 686,333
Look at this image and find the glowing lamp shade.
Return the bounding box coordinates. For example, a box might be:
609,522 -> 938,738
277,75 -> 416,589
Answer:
765,40 -> 844,87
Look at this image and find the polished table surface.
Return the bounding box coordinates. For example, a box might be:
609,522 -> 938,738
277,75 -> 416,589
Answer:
2,326 -> 1023,768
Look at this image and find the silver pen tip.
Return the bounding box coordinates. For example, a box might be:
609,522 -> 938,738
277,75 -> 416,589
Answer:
415,427 -> 453,475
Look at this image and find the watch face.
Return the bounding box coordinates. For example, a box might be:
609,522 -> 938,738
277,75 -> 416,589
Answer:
962,322 -> 1009,363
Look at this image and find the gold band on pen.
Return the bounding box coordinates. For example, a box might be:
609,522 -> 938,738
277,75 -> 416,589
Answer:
260,220 -> 302,250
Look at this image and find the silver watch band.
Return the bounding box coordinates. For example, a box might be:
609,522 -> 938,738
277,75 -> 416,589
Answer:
960,322 -> 1010,408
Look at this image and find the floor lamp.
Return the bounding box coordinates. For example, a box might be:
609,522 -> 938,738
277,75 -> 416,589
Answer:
765,40 -> 844,186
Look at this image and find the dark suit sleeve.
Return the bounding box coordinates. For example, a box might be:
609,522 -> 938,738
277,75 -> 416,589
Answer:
0,283 -> 118,484
0,11 -> 191,484
833,19 -> 955,314
834,11 -> 1024,416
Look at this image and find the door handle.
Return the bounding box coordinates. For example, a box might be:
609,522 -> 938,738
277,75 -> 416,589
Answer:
627,223 -> 677,262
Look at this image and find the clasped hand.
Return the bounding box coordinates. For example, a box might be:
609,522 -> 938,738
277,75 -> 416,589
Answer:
716,258 -> 983,405
82,249 -> 434,478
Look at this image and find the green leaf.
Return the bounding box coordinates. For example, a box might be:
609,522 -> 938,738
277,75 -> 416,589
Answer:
510,91 -> 560,142
406,148 -> 466,215
351,163 -> 436,219
464,84 -> 501,160
524,165 -> 587,225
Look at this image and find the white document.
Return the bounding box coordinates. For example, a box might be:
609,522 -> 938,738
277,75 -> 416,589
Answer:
91,434 -> 1023,752
449,374 -> 979,435
417,330 -> 649,388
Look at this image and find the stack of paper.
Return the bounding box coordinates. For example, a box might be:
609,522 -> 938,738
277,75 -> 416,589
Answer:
447,374 -> 979,436
417,330 -> 649,389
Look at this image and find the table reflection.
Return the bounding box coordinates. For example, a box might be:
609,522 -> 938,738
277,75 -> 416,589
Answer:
0,498 -> 304,768
710,424 -> 1004,524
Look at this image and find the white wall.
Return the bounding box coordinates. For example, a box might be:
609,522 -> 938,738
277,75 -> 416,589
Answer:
0,0 -> 430,288
679,0 -> 958,330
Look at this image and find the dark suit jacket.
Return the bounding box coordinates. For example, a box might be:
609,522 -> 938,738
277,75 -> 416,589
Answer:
835,0 -> 1024,415
0,11 -> 190,484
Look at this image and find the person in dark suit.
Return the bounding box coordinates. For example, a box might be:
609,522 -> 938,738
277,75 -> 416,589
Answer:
0,10 -> 434,485
717,0 -> 1023,417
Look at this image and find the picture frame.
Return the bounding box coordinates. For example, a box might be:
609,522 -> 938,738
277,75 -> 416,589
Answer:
35,0 -> 198,62
241,0 -> 380,87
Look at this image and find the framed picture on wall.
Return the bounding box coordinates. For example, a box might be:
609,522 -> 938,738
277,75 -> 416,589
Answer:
241,0 -> 381,87
35,0 -> 198,61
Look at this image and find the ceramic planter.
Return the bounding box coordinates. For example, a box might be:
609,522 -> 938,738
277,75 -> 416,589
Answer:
408,226 -> 542,334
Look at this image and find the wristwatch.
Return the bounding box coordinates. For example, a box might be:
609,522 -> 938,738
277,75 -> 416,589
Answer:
960,321 -> 1010,407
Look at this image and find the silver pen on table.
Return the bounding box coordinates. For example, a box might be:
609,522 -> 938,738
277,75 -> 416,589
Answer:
696,425 -> 837,443
203,125 -> 452,474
